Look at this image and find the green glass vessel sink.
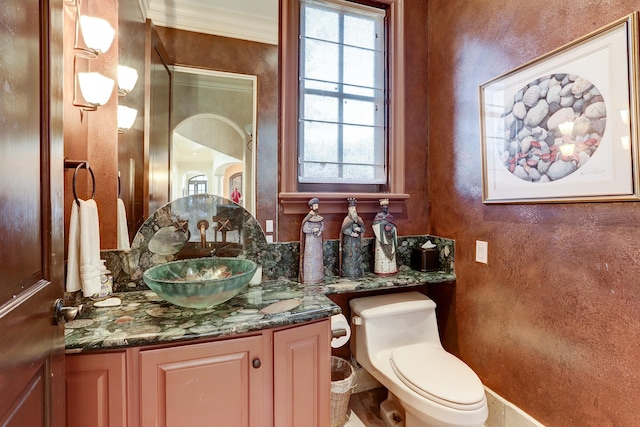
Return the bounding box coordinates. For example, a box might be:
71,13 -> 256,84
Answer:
142,257 -> 258,309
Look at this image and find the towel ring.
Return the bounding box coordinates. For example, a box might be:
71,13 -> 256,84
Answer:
72,162 -> 96,206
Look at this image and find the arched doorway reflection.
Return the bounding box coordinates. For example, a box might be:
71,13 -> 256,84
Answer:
170,67 -> 256,215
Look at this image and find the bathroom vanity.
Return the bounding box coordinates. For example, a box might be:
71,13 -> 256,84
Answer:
66,320 -> 330,427
64,284 -> 338,427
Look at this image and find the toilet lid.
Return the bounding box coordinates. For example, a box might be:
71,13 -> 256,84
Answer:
390,343 -> 486,410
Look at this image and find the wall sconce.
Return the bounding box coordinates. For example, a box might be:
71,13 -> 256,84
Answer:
65,0 -> 115,55
73,53 -> 115,111
67,0 -> 115,113
245,124 -> 253,151
558,120 -> 576,157
117,66 -> 139,96
117,105 -> 138,133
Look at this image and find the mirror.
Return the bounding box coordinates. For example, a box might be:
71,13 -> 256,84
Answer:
170,66 -> 257,216
117,0 -> 279,243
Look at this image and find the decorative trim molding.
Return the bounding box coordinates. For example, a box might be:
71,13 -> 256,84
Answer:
138,0 -> 278,45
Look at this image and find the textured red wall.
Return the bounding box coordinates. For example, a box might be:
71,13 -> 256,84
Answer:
427,1 -> 640,425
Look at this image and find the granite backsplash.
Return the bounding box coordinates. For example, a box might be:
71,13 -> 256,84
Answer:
100,195 -> 455,293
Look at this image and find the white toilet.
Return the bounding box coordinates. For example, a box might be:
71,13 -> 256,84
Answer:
349,292 -> 488,427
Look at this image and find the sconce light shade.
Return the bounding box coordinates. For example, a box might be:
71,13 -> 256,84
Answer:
79,15 -> 115,54
117,105 -> 138,132
117,65 -> 139,95
77,72 -> 115,106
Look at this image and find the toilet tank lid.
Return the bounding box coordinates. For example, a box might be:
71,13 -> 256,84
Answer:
349,291 -> 436,318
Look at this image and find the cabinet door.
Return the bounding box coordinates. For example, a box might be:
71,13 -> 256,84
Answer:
65,351 -> 128,427
140,336 -> 265,427
273,320 -> 331,427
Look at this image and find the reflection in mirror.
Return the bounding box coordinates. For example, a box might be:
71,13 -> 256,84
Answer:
124,194 -> 268,292
171,66 -> 257,216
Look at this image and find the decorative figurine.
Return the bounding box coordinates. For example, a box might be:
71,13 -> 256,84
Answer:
340,198 -> 365,279
299,197 -> 325,284
372,198 -> 398,275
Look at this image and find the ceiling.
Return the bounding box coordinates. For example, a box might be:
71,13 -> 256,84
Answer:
138,0 -> 279,45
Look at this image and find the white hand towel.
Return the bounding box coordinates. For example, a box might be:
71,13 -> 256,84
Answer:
79,199 -> 102,297
117,198 -> 131,251
65,202 -> 81,292
65,199 -> 102,297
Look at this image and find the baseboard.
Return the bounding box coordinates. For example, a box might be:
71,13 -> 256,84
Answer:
484,386 -> 544,427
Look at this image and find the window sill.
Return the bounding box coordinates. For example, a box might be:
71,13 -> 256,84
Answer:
279,192 -> 409,215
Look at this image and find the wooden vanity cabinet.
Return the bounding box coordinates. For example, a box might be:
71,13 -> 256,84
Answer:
65,319 -> 330,427
139,334 -> 270,427
65,351 -> 128,427
273,320 -> 331,427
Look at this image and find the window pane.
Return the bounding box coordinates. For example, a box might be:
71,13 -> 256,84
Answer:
303,38 -> 338,84
344,15 -> 377,49
302,94 -> 339,122
299,0 -> 386,185
303,5 -> 339,43
301,121 -> 338,162
343,99 -> 376,126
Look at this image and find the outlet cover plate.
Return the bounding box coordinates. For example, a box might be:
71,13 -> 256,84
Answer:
476,240 -> 488,264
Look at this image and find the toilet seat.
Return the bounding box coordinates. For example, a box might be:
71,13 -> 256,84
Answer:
390,343 -> 486,411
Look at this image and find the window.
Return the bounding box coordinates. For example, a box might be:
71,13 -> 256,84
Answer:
280,0 -> 407,213
298,0 -> 386,186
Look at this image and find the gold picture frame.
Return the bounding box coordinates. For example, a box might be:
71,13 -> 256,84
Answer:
480,13 -> 640,203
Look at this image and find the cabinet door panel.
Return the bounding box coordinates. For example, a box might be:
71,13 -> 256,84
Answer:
65,351 -> 128,427
273,320 -> 331,427
140,336 -> 264,427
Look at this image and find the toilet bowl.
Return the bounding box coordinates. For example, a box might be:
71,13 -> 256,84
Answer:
350,292 -> 488,427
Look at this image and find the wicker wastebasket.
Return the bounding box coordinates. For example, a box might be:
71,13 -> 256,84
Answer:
330,356 -> 355,427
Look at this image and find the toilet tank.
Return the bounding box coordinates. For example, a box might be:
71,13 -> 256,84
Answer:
350,292 -> 442,357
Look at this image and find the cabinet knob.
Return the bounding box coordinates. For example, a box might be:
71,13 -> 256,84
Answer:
252,358 -> 261,369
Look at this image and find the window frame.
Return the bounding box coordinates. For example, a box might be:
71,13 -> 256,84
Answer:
280,0 -> 408,214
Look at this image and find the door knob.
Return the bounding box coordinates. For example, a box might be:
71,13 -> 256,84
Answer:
252,358 -> 261,369
53,298 -> 83,325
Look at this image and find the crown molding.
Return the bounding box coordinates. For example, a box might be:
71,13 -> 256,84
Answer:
139,0 -> 278,45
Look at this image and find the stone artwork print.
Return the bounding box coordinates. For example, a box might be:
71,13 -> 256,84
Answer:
499,73 -> 606,182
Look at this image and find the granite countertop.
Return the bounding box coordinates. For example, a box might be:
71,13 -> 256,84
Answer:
65,267 -> 454,353
307,266 -> 455,294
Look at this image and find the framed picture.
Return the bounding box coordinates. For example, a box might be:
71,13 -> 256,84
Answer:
480,13 -> 639,203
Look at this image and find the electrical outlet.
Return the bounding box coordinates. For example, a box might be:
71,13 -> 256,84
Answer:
265,220 -> 274,233
476,240 -> 488,264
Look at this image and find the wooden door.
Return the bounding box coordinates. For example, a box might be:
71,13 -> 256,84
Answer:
139,336 -> 267,427
273,320 -> 331,427
0,0 -> 65,425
